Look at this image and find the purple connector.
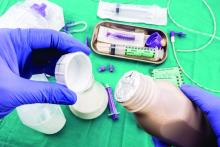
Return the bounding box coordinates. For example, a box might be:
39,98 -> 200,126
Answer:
106,32 -> 135,41
109,64 -> 114,72
31,3 -> 47,17
170,31 -> 175,43
176,32 -> 186,37
170,31 -> 186,43
105,84 -> 119,121
85,35 -> 90,47
170,31 -> 175,38
98,66 -> 106,72
146,32 -> 162,48
170,31 -> 186,38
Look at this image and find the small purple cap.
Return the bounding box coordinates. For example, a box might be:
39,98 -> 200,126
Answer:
146,32 -> 162,48
109,64 -> 114,72
170,31 -> 175,37
98,66 -> 106,72
31,3 -> 47,17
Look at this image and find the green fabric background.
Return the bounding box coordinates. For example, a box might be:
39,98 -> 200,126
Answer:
0,0 -> 220,147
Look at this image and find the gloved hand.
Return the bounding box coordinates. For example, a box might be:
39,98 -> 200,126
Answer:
180,84 -> 220,146
153,84 -> 220,147
152,137 -> 168,147
0,28 -> 91,118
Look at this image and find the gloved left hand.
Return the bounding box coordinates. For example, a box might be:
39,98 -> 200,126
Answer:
0,28 -> 91,118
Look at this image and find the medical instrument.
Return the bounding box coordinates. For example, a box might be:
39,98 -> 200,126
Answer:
168,0 -> 216,52
168,0 -> 220,93
171,34 -> 220,93
55,53 -> 108,119
96,43 -> 164,61
107,32 -> 135,41
109,64 -> 114,72
171,31 -> 186,38
146,32 -> 162,48
31,3 -> 47,17
62,21 -> 88,34
105,84 -> 119,121
168,0 -> 219,41
99,66 -> 106,72
97,1 -> 167,26
97,26 -> 146,47
152,67 -> 183,87
92,22 -> 168,64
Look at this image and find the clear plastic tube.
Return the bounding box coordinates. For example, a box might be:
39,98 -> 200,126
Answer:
168,0 -> 220,92
167,0 -> 220,41
172,42 -> 220,92
167,0 -> 217,52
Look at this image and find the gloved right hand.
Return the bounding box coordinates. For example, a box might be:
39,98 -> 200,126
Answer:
181,84 -> 220,146
153,84 -> 220,147
152,137 -> 168,147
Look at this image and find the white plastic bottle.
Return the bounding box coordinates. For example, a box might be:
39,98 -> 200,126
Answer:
16,74 -> 66,134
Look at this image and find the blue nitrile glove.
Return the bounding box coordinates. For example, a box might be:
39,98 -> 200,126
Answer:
180,84 -> 219,146
152,137 -> 168,147
0,28 -> 91,119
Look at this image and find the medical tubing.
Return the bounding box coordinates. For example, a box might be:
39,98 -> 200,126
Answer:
68,21 -> 88,33
168,0 -> 219,52
169,0 -> 220,92
172,42 -> 220,93
168,0 -> 220,40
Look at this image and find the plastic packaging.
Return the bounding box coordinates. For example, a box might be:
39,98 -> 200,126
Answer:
97,1 -> 167,26
16,74 -> 66,134
55,52 -> 108,119
0,0 -> 64,31
97,26 -> 146,47
115,71 -> 216,147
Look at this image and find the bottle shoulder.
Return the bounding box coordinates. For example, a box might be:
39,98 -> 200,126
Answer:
141,80 -> 199,120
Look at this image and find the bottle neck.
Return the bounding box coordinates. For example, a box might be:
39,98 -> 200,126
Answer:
130,75 -> 159,113
115,71 -> 159,113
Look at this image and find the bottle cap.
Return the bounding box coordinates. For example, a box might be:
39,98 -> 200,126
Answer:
115,71 -> 156,112
55,52 -> 108,119
55,52 -> 94,93
69,82 -> 108,119
115,71 -> 141,103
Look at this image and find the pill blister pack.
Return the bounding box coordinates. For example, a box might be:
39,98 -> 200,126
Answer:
152,67 -> 184,87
